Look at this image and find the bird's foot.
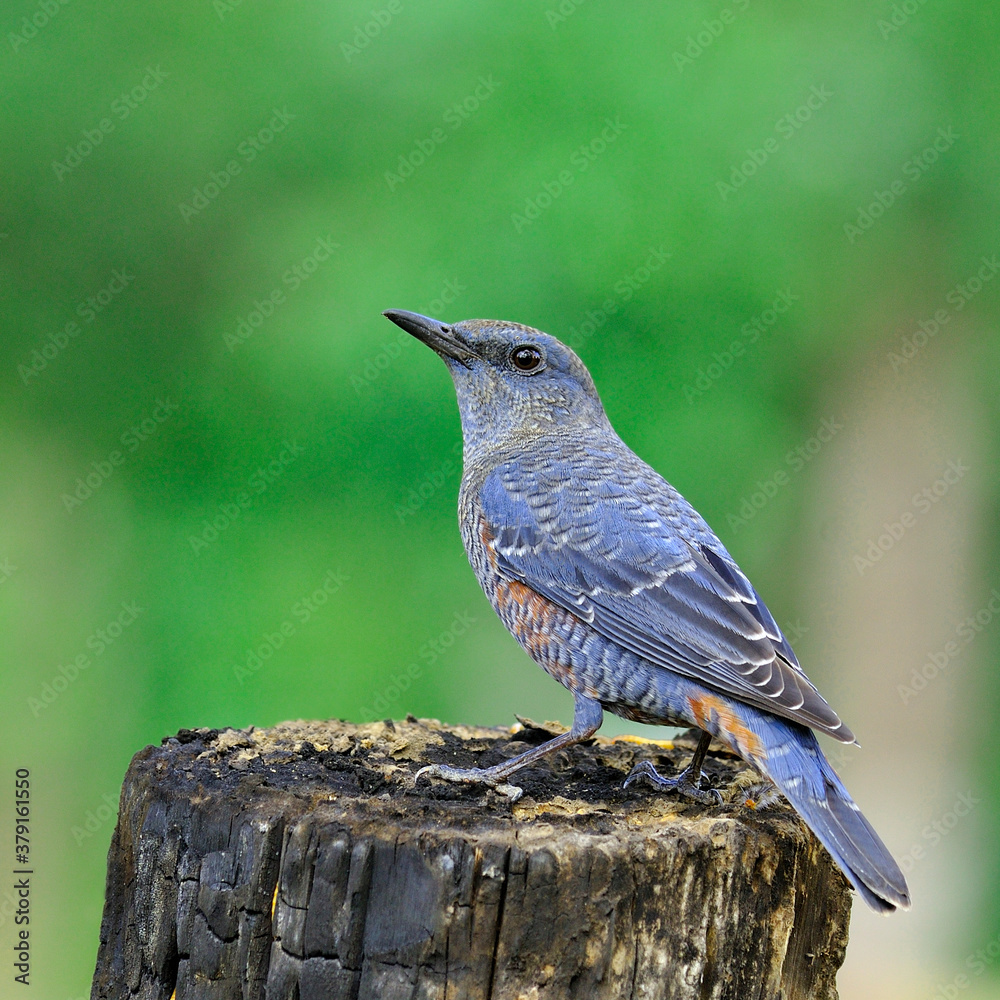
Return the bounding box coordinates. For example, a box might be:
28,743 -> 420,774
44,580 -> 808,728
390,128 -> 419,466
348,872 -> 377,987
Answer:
414,763 -> 523,802
623,759 -> 722,806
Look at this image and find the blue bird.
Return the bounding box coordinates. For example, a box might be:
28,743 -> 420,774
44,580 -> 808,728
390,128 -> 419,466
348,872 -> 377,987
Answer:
383,308 -> 910,914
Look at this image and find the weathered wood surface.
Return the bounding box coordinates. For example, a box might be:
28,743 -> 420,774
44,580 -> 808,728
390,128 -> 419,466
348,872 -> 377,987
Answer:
91,716 -> 851,1000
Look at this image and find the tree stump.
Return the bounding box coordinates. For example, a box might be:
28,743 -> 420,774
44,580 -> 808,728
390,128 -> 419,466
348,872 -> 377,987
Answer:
91,717 -> 852,1000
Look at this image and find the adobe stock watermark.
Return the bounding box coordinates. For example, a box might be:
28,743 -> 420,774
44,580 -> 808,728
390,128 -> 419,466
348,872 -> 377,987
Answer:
17,268 -> 136,385
0,883 -> 29,930
395,442 -> 462,522
188,439 -> 305,554
62,399 -> 178,512
726,417 -> 843,531
511,117 -> 627,233
563,246 -> 672,352
878,0 -> 932,40
898,588 -> 1000,705
233,568 -> 350,684
843,126 -> 958,243
0,557 -> 16,586
341,1 -> 403,62
224,235 -> 339,352
357,609 -> 477,720
544,0 -> 588,29
213,0 -> 245,20
683,288 -> 798,401
931,928 -> 1000,1000
716,86 -> 833,200
852,459 -> 969,574
52,66 -> 169,181
888,253 -> 1000,372
896,789 -> 980,875
425,278 -> 467,317
178,107 -> 297,223
385,76 -> 500,192
28,601 -> 145,716
351,277 -> 467,393
673,0 -> 751,71
8,0 -> 75,53
781,618 -> 809,643
71,791 -> 118,846
352,333 -> 407,394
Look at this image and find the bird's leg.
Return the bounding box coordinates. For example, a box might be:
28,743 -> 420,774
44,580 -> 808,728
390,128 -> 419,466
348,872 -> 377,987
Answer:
624,729 -> 722,805
414,694 -> 604,802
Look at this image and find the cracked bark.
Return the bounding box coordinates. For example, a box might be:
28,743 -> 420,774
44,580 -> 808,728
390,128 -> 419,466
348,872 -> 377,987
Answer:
91,717 -> 851,1000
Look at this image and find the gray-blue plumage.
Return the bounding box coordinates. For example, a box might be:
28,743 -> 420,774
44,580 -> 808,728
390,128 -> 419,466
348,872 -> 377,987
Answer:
476,453 -> 848,737
383,308 -> 910,914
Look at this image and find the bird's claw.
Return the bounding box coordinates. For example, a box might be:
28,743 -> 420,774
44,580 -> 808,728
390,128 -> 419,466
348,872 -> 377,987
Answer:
624,759 -> 723,806
414,763 -> 524,802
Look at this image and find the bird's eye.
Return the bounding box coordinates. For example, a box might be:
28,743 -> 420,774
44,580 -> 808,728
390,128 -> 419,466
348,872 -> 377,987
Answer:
510,345 -> 544,373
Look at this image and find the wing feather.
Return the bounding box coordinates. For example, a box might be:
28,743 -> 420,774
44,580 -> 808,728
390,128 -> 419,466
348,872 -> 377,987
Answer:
480,465 -> 854,742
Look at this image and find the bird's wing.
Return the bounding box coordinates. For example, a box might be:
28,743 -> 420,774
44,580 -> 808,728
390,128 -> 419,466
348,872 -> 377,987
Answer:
479,463 -> 854,743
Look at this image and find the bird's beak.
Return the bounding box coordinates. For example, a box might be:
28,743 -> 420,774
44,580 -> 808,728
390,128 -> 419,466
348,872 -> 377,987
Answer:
382,309 -> 478,364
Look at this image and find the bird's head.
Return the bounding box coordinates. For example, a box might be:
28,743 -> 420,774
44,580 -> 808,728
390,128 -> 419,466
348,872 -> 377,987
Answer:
383,310 -> 610,455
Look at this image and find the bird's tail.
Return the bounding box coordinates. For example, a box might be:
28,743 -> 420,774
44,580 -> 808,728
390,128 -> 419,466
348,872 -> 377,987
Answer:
748,717 -> 910,914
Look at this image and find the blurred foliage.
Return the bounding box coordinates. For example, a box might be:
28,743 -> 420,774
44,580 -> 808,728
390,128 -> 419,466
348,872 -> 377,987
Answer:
1,1 -> 998,995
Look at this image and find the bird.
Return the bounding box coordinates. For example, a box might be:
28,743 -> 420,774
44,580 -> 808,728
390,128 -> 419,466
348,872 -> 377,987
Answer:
382,308 -> 910,914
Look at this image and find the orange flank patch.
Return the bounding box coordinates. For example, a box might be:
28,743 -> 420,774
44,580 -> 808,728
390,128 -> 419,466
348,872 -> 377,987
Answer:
496,581 -> 555,658
495,579 -> 588,691
495,579 -> 550,624
688,693 -> 765,760
502,580 -> 539,607
478,518 -> 498,570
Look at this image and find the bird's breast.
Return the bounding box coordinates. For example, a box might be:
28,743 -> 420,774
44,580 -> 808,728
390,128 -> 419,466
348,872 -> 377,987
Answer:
459,488 -> 590,694
457,474 -> 741,735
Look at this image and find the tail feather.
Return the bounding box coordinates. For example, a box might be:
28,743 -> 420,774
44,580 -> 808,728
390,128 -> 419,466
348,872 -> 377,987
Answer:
753,720 -> 910,913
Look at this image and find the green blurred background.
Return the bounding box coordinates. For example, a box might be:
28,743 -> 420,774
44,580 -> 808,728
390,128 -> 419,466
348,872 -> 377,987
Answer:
2,2 -> 998,997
